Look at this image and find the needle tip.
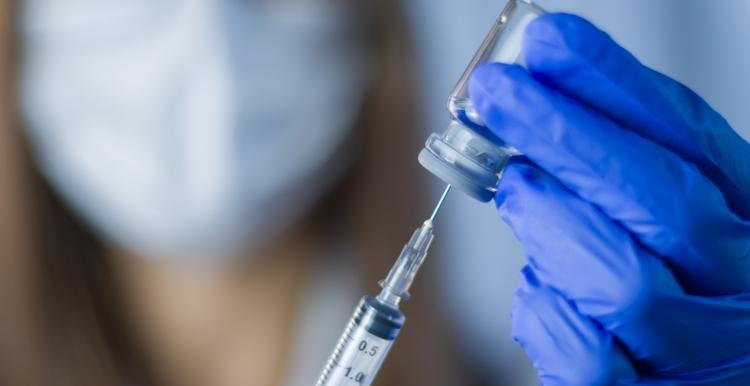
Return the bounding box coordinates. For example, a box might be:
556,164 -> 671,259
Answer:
428,185 -> 451,223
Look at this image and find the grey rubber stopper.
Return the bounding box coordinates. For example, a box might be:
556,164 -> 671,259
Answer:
418,148 -> 495,202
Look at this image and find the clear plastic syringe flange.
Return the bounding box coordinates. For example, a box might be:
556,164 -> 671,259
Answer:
315,186 -> 450,386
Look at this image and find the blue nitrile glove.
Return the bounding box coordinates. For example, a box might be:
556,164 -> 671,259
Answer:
468,13 -> 750,385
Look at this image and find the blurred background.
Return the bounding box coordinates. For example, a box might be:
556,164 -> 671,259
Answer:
1,1 -> 750,386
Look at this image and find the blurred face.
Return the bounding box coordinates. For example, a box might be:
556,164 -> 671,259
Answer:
19,0 -> 367,261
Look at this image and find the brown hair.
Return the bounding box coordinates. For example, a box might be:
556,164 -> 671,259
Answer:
1,0 -> 148,383
0,0 -> 463,384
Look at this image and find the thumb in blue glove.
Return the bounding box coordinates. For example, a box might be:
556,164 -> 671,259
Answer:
469,13 -> 750,385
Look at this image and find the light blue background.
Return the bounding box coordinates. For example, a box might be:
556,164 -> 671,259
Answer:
405,1 -> 750,383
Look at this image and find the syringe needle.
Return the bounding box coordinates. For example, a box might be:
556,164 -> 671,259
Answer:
378,185 -> 451,306
317,188 -> 450,386
428,185 -> 451,223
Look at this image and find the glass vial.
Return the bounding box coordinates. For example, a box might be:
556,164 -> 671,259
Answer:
418,0 -> 545,202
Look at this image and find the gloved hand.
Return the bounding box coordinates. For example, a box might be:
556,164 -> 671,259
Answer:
468,13 -> 750,385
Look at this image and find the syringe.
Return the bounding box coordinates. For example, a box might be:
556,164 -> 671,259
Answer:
315,185 -> 451,386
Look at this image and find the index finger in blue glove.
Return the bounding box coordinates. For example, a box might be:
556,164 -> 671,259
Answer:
522,13 -> 750,218
469,63 -> 750,295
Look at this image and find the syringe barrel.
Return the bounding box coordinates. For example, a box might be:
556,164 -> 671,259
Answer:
316,296 -> 404,386
317,193 -> 444,385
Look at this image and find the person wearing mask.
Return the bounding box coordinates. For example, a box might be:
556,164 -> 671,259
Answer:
4,0 -> 750,385
1,1 -> 465,385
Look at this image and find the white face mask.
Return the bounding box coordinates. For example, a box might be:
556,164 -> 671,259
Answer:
19,0 -> 367,260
